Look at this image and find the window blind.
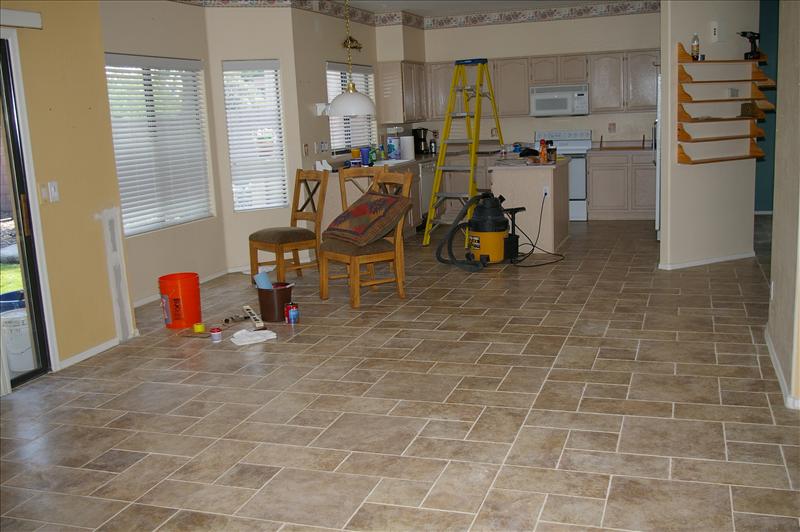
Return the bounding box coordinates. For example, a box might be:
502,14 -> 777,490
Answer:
223,60 -> 288,211
326,62 -> 377,153
105,54 -> 212,236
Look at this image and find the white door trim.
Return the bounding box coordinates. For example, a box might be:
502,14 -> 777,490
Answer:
1,27 -> 60,374
0,9 -> 42,30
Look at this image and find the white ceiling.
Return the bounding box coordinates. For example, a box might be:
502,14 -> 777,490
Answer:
348,1 -> 600,17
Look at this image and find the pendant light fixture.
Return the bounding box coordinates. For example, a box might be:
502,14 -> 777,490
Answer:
328,0 -> 376,117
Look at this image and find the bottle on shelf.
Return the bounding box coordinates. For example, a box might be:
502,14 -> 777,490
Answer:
691,33 -> 700,61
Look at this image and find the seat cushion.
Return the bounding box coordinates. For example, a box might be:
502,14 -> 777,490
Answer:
323,192 -> 410,246
249,226 -> 316,244
320,237 -> 393,257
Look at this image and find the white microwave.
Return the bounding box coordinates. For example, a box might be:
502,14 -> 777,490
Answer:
530,84 -> 589,117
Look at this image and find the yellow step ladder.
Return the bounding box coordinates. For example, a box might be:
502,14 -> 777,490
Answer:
422,58 -> 504,246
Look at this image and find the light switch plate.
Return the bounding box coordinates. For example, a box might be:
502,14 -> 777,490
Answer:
47,181 -> 59,202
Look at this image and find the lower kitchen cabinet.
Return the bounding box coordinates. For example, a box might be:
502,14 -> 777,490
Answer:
587,150 -> 655,220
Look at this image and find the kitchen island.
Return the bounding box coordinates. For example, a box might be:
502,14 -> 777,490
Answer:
488,157 -> 570,253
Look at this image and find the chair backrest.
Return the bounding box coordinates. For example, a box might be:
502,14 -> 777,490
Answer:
370,171 -> 413,245
290,169 -> 329,238
338,166 -> 386,210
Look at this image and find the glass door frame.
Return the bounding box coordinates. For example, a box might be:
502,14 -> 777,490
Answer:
1,26 -> 58,387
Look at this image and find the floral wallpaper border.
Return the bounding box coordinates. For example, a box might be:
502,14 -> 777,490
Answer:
172,0 -> 659,30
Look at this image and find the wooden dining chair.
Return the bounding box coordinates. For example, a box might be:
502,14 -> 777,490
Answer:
319,171 -> 412,308
249,169 -> 329,283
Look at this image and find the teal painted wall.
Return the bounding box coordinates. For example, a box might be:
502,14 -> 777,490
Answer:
755,0 -> 779,211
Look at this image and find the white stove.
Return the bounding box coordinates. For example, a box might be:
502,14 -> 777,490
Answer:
535,129 -> 591,221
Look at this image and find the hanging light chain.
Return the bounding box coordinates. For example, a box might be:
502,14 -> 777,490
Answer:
344,0 -> 354,89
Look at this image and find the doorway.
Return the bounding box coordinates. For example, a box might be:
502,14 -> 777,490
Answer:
0,34 -> 50,389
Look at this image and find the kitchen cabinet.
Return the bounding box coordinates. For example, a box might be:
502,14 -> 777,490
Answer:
529,56 -> 559,85
626,50 -> 659,111
587,150 -> 656,219
376,61 -> 426,124
426,61 -> 455,120
492,58 -> 530,116
588,53 -> 625,112
559,55 -> 588,83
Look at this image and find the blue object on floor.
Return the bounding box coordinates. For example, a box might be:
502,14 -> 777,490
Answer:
253,271 -> 273,290
0,290 -> 25,313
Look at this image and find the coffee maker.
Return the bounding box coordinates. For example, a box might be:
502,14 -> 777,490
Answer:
412,128 -> 430,155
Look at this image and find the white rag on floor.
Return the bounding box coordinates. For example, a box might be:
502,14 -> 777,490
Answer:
230,329 -> 277,346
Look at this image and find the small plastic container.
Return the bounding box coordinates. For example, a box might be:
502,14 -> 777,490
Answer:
258,283 -> 294,322
210,327 -> 222,342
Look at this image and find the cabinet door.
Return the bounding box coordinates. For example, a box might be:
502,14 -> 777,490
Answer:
626,50 -> 658,111
401,62 -> 416,122
529,56 -> 559,85
376,62 -> 403,124
588,166 -> 628,211
413,63 -> 427,121
588,53 -> 624,112
559,55 -> 587,83
426,62 -> 455,119
631,165 -> 656,211
492,58 -> 529,116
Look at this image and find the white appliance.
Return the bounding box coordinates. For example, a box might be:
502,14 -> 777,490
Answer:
530,84 -> 589,117
535,129 -> 592,221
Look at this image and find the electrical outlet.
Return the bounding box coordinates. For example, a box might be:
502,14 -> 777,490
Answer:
543,186 -> 549,197
319,140 -> 329,152
608,122 -> 617,133
710,21 -> 720,43
728,87 -> 740,98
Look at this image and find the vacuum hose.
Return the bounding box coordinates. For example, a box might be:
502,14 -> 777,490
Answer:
435,192 -> 493,272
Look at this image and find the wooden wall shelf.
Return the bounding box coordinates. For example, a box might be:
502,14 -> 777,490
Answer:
677,43 -> 767,64
678,103 -> 764,123
678,83 -> 774,109
677,64 -> 775,87
677,123 -> 765,143
677,140 -> 765,165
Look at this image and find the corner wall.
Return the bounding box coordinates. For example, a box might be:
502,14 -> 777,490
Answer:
767,0 -> 800,407
3,0 -> 120,361
659,0 -> 758,269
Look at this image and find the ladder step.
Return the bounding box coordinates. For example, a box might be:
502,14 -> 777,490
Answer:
436,192 -> 470,199
438,165 -> 472,172
444,138 -> 473,145
451,112 -> 474,118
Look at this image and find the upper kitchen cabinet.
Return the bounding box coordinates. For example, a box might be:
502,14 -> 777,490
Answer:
529,56 -> 559,85
588,53 -> 625,113
376,61 -> 426,124
625,49 -> 659,111
558,55 -> 588,83
492,58 -> 529,116
426,61 -> 455,120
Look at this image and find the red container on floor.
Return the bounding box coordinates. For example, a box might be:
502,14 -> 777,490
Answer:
159,272 -> 201,329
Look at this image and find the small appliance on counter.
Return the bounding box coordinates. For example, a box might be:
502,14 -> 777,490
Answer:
412,127 -> 430,155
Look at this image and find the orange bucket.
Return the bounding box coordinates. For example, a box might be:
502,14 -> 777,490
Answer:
158,272 -> 201,329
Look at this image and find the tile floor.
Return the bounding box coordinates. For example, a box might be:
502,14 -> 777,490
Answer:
1,220 -> 798,531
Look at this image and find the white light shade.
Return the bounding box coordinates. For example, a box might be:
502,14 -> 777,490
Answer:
328,89 -> 375,116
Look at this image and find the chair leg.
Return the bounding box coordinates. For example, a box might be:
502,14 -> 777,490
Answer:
395,254 -> 406,299
249,243 -> 259,282
366,263 -> 376,290
349,257 -> 361,308
292,250 -> 303,278
275,247 -> 286,283
319,253 -> 329,300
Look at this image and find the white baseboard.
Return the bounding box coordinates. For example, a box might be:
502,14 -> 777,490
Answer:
133,269 -> 232,308
765,328 -> 800,410
54,337 -> 119,371
658,251 -> 755,271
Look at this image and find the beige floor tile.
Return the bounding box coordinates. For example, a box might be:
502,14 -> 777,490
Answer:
579,397 -> 672,417
308,395 -> 397,414
0,517 -> 42,532
619,416 -> 726,459
97,504 -> 177,532
366,372 -> 461,402
83,449 -> 147,473
215,463 -> 280,489
194,387 -> 279,404
405,437 -> 510,464
238,468 -> 377,528
457,376 -> 503,391
7,492 -> 127,529
726,423 -> 800,445
506,427 -> 568,468
4,425 -> 131,468
100,382 -> 204,413
336,452 -> 447,481
547,369 -> 631,385
727,441 -> 785,465
421,419 -> 473,439
138,479 -> 255,514
159,510 -> 281,531
5,464 -> 114,496
247,393 -> 317,423
244,442 -> 348,471
289,409 -> 341,428
674,403 -> 774,423
628,373 -> 720,404
311,413 -> 425,454
533,381 -> 585,411
525,410 -> 622,432
170,439 -> 256,483
497,367 -> 549,393
565,430 -> 618,452
115,431 -> 214,456
389,400 -> 484,422
41,406 -> 125,427
406,339 -> 489,363
224,422 -> 322,445
422,461 -> 498,512
604,477 -> 733,531
637,340 -> 716,363
431,362 -> 512,378
471,489 -> 544,532
0,486 -> 35,514
733,512 -> 800,532
447,389 -> 536,409
731,486 -> 800,517
559,449 -> 669,478
345,503 -> 473,531
467,407 -> 526,443
367,478 -> 432,506
782,445 -> 799,489
92,454 -> 187,501
540,494 -> 605,527
495,465 -> 608,498
105,412 -> 199,434
671,457 -> 790,488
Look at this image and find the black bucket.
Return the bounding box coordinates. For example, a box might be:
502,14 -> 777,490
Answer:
257,283 -> 293,322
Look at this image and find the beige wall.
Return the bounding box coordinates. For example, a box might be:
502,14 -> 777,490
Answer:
659,0 -> 758,268
417,13 -> 660,143
768,0 -> 800,403
4,0 -> 120,360
204,7 -> 303,272
100,0 -> 228,303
